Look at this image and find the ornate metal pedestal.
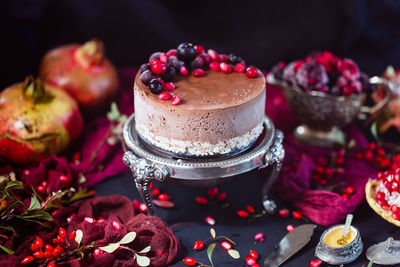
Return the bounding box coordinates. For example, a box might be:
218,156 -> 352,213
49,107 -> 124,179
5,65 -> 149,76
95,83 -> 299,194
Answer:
122,114 -> 284,215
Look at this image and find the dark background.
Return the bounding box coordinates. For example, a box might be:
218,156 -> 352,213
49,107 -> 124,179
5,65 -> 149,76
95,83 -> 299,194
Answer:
1,0 -> 400,88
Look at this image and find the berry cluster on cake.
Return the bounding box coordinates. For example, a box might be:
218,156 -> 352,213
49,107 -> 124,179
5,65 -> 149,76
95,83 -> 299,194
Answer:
134,42 -> 266,157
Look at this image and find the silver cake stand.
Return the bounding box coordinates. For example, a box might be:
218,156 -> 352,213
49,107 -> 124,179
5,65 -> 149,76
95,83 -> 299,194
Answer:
122,114 -> 285,215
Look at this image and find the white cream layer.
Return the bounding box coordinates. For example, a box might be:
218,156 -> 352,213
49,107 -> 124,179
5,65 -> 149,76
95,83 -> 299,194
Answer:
136,122 -> 263,156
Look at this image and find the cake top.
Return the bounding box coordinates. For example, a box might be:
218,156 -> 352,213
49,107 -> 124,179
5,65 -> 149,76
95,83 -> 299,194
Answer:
136,42 -> 265,107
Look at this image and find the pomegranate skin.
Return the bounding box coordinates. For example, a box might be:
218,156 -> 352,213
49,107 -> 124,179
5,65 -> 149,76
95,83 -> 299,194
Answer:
39,41 -> 119,115
0,80 -> 83,164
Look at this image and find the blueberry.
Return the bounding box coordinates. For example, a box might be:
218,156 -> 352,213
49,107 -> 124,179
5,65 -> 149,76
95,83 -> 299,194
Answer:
149,52 -> 162,62
190,56 -> 205,69
140,63 -> 150,73
149,79 -> 163,95
228,53 -> 242,64
177,42 -> 196,62
162,66 -> 176,82
168,58 -> 185,72
140,70 -> 155,85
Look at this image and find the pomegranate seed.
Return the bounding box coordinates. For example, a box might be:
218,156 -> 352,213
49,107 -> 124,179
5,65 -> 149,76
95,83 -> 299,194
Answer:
195,45 -> 205,54
395,154 -> 400,162
158,193 -> 170,201
345,186 -> 355,195
35,237 -> 44,248
254,232 -> 265,242
205,216 -> 216,225
217,192 -> 227,201
166,49 -> 177,57
159,53 -> 168,63
309,259 -> 322,267
158,91 -> 172,101
220,62 -> 232,74
380,158 -> 391,168
287,225 -> 295,232
336,157 -> 345,165
251,264 -> 260,267
37,185 -> 46,194
391,205 -> 399,213
69,231 -> 76,240
193,68 -> 205,77
47,262 -> 55,267
195,196 -> 208,205
246,205 -> 255,213
84,217 -> 96,224
193,240 -> 204,250
234,63 -> 246,73
67,213 -> 76,223
292,211 -> 303,219
356,152 -> 363,159
112,221 -> 122,231
180,66 -> 188,76
278,209 -> 289,219
220,240 -> 232,250
341,194 -> 349,200
52,246 -> 63,257
59,175 -> 69,183
209,61 -> 221,72
152,188 -> 160,196
33,251 -> 45,259
171,95 -> 181,105
246,67 -> 258,78
391,212 -> 400,221
246,256 -> 256,265
31,243 -> 40,252
163,82 -> 175,91
376,191 -> 386,200
97,217 -> 107,224
249,250 -> 258,259
150,59 -> 167,75
207,187 -> 218,198
21,256 -> 34,264
94,248 -> 103,256
183,257 -> 196,266
207,49 -> 219,61
237,210 -> 249,218
59,227 -> 66,238
139,203 -> 148,213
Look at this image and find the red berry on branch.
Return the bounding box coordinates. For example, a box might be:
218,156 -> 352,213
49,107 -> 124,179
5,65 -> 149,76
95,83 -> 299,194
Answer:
249,250 -> 258,259
112,221 -> 122,231
292,211 -> 303,219
21,256 -> 34,264
59,175 -> 69,183
193,240 -> 204,250
33,251 -> 46,259
237,210 -> 249,218
195,196 -> 208,205
377,147 -> 386,157
183,257 -> 196,266
278,209 -> 289,219
37,185 -> 46,194
59,227 -> 66,238
309,259 -> 322,267
220,240 -> 232,250
245,256 -> 256,265
35,237 -> 44,248
31,243 -> 40,252
69,231 -> 76,241
45,244 -> 53,251
94,248 -> 103,256
364,150 -> 374,162
52,246 -> 63,257
47,262 -> 56,267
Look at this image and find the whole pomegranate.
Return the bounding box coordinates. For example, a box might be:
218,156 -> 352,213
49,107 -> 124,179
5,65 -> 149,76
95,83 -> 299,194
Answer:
0,76 -> 83,165
39,39 -> 119,115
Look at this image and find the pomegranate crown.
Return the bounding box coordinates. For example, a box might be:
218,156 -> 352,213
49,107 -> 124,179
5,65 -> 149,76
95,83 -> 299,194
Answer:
23,75 -> 45,102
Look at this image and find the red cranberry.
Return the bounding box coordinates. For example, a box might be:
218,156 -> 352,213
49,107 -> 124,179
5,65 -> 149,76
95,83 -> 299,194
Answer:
21,256 -> 34,264
166,49 -> 177,57
158,91 -> 173,101
292,211 -> 303,219
150,59 -> 167,75
246,256 -> 256,265
246,67 -> 258,78
195,45 -> 205,55
163,82 -> 175,91
209,61 -> 221,72
193,68 -> 205,77
207,49 -> 219,61
220,240 -> 232,250
220,62 -> 232,74
237,210 -> 249,218
195,196 -> 208,205
171,95 -> 181,105
183,257 -> 196,266
193,240 -> 204,250
234,63 -> 246,73
180,66 -> 189,76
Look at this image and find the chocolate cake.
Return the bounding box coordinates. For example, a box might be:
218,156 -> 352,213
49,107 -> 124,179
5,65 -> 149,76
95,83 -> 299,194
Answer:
134,43 -> 266,157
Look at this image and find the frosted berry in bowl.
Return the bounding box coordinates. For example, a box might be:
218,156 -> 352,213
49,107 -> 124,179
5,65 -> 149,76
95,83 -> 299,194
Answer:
268,51 -> 391,146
